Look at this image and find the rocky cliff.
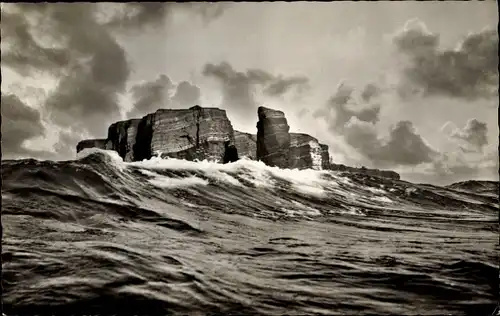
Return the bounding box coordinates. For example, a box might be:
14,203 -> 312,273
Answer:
106,119 -> 141,162
289,133 -> 329,170
76,139 -> 108,153
256,106 -> 291,168
76,105 -> 399,179
328,163 -> 400,180
234,131 -> 257,160
320,144 -> 330,170
98,105 -> 236,163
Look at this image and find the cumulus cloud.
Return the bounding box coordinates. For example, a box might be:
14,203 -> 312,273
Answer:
421,147 -> 499,185
394,19 -> 498,100
447,119 -> 489,153
172,81 -> 202,108
2,3 -> 130,137
0,7 -> 71,77
126,75 -> 202,119
202,61 -> 309,119
313,81 -> 438,167
127,74 -> 174,118
344,118 -> 438,167
1,93 -> 54,159
313,82 -> 381,133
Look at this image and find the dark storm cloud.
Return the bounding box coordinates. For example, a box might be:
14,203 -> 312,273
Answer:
126,75 -> 202,119
379,121 -> 438,165
394,19 -> 498,100
314,82 -> 437,167
313,82 -> 381,133
450,119 -> 489,152
2,3 -> 131,137
172,81 -> 201,108
0,9 -> 71,76
105,2 -> 231,32
0,93 -> 52,158
3,3 -> 223,138
203,62 -> 309,119
343,119 -> 438,167
263,76 -> 310,97
127,74 -> 174,118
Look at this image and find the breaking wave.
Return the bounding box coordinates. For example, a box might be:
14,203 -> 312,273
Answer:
2,149 -> 498,315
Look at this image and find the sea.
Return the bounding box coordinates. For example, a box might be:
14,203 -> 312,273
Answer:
2,149 -> 498,315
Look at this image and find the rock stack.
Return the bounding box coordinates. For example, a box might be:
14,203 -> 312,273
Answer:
256,106 -> 291,168
76,104 -> 400,179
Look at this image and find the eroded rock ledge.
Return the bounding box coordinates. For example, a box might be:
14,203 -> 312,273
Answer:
76,105 -> 400,178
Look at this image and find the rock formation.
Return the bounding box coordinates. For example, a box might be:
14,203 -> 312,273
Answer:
289,133 -> 329,170
223,141 -> 239,163
101,105 -> 236,163
234,131 -> 257,160
256,106 -> 291,168
106,119 -> 141,162
76,139 -> 107,153
76,105 -> 400,179
320,144 -> 330,170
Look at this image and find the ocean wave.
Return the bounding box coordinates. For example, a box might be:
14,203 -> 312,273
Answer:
2,150 -> 498,315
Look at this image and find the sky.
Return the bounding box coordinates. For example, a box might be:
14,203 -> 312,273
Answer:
1,2 -> 498,185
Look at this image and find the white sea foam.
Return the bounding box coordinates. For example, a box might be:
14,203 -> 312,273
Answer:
85,150 -> 345,197
149,175 -> 209,189
128,155 -> 338,197
371,196 -> 393,204
138,169 -> 208,189
77,148 -> 126,171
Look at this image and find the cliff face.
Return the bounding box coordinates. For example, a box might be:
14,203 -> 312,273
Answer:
75,105 -> 399,180
76,139 -> 107,153
289,133 -> 327,170
109,105 -> 236,163
234,131 -> 257,160
256,106 -> 291,168
320,144 -> 330,170
106,119 -> 141,162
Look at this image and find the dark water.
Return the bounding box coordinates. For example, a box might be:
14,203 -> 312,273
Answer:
2,149 -> 498,315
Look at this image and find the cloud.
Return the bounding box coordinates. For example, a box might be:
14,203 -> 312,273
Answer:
313,82 -> 381,133
360,83 -> 381,103
172,81 -> 201,108
1,93 -> 50,158
202,62 -> 309,119
424,147 -> 498,184
104,3 -> 231,33
127,74 -> 174,118
263,76 -> 310,97
53,131 -> 85,160
448,118 -> 489,152
2,4 -> 131,137
344,118 -> 438,167
126,75 -> 202,119
0,7 -> 71,77
314,82 -> 438,167
394,19 -> 498,100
